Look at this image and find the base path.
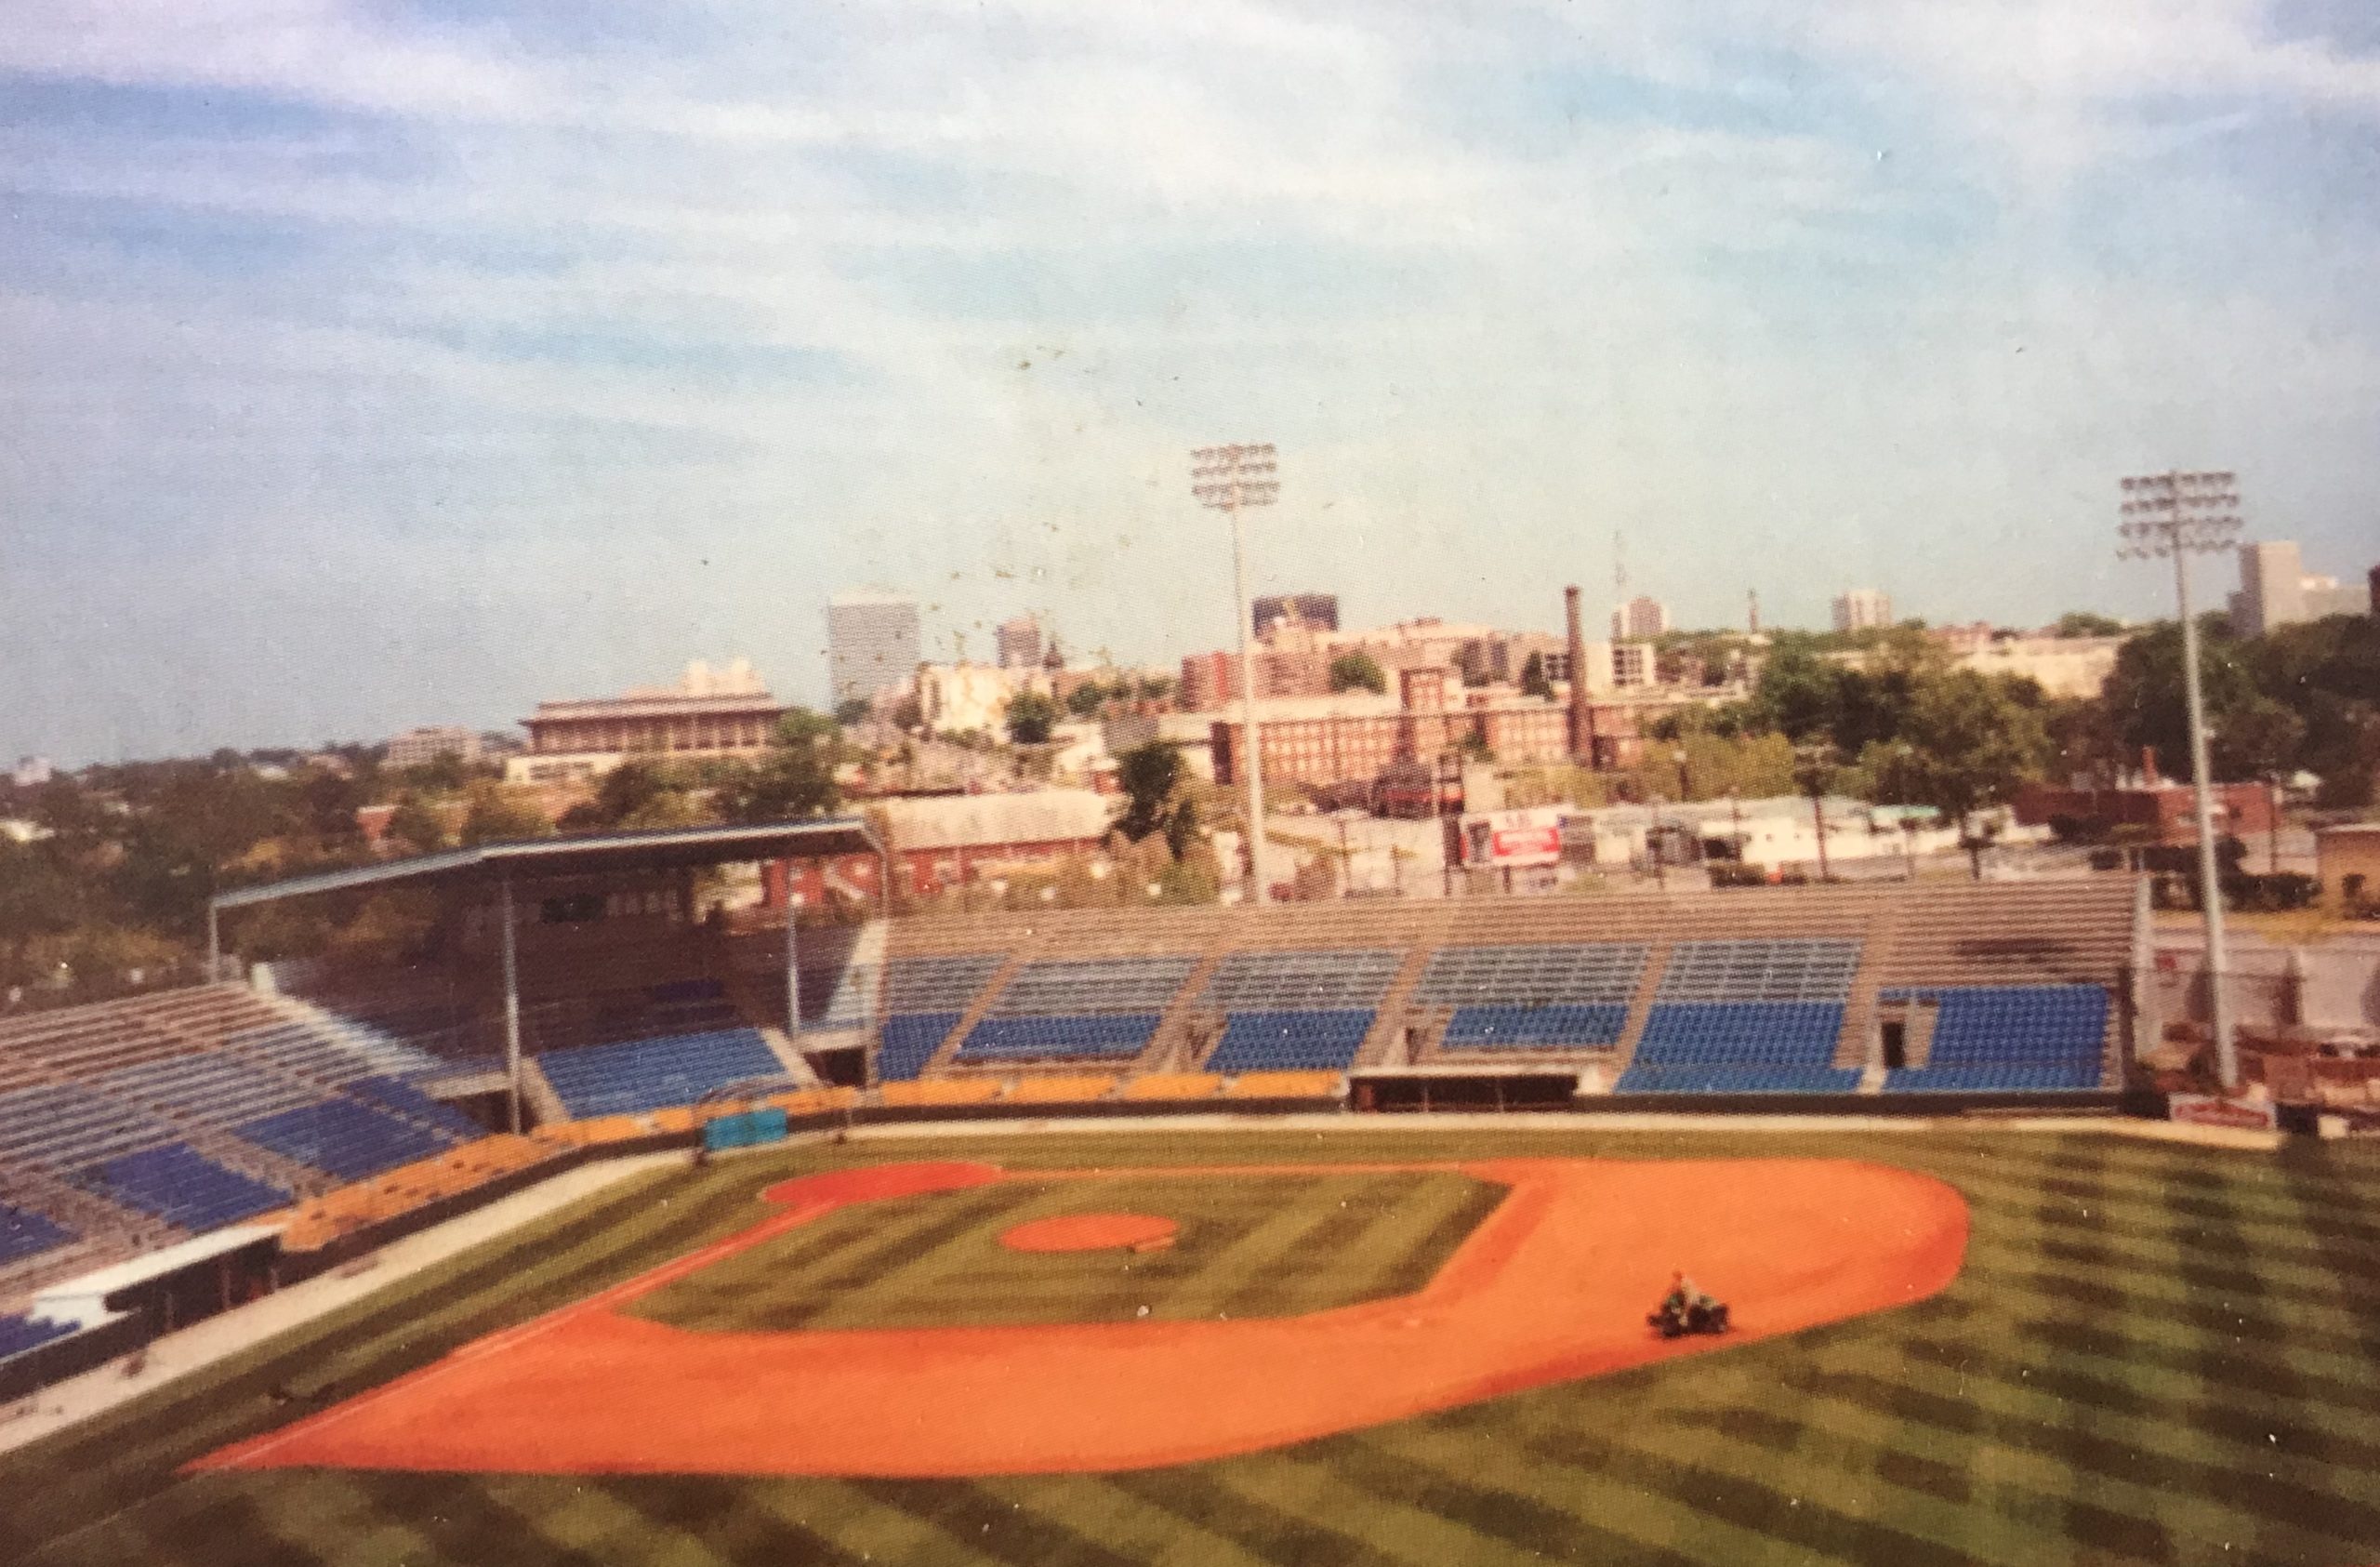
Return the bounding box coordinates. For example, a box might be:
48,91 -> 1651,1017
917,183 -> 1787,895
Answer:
196,1156 -> 1968,1478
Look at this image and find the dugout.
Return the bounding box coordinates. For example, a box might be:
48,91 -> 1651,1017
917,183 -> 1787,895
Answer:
209,819 -> 889,1133
1351,1070 -> 1580,1113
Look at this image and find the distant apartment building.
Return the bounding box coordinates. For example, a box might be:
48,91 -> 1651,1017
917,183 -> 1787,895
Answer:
827,588 -> 921,706
1252,592 -> 1339,640
384,725 -> 482,771
994,614 -> 1044,670
1177,647 -> 1333,711
1211,666 -> 1590,795
10,756 -> 52,789
1927,625 -> 2124,700
1831,589 -> 1893,633
506,659 -> 786,786
1608,643 -> 1654,689
2230,541 -> 2366,637
1611,596 -> 1670,641
915,661 -> 1054,736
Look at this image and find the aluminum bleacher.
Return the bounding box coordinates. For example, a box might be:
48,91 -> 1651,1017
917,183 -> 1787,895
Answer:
952,955 -> 1196,1065
0,1083 -> 186,1175
536,1027 -> 785,1119
70,1142 -> 289,1231
1618,938 -> 1862,1094
223,1019 -> 442,1085
1417,942 -> 1649,1051
1883,985 -> 2110,1093
93,1052 -> 327,1132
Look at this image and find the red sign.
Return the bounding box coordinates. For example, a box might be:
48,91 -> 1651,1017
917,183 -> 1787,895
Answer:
1491,826 -> 1562,860
1461,808 -> 1564,869
2169,1094 -> 2279,1131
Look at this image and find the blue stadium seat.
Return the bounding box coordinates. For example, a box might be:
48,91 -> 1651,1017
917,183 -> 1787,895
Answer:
70,1142 -> 288,1232
1443,1003 -> 1631,1050
340,1075 -> 483,1140
1617,1001 -> 1852,1094
0,1203 -> 75,1267
1207,1010 -> 1375,1074
0,1313 -> 75,1361
535,1028 -> 785,1119
876,1013 -> 960,1082
953,1014 -> 1162,1063
1882,986 -> 2109,1094
233,1098 -> 453,1181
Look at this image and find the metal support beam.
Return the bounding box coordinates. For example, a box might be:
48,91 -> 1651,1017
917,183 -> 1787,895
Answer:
785,898 -> 803,1042
500,871 -> 522,1135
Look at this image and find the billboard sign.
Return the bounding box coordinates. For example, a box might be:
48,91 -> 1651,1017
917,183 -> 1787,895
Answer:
1461,807 -> 1564,869
2168,1094 -> 2280,1132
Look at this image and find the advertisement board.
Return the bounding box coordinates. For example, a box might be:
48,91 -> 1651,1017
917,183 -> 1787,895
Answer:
1459,807 -> 1564,869
2168,1094 -> 2280,1132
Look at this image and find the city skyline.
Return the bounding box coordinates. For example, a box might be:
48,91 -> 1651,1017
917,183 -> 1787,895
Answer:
4,2 -> 2377,764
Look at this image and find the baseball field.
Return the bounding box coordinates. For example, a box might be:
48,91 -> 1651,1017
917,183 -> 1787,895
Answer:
4,1122 -> 2378,1566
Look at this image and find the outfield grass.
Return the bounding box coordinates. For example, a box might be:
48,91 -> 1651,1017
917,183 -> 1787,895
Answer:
629,1168 -> 1503,1332
5,1124 -> 2379,1566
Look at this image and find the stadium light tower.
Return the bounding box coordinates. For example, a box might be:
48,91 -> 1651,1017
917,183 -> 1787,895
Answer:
2119,470 -> 2244,1092
1193,443 -> 1280,905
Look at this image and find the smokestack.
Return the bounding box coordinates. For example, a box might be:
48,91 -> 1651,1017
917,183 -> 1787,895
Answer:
1565,584 -> 1591,764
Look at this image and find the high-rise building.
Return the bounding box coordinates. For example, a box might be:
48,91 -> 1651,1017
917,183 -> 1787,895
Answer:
1253,592 -> 1339,640
1611,596 -> 1670,641
1831,589 -> 1893,632
827,588 -> 921,706
2230,541 -> 2365,637
994,614 -> 1043,670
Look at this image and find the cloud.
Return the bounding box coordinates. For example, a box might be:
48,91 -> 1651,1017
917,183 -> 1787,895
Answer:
0,1 -> 2375,762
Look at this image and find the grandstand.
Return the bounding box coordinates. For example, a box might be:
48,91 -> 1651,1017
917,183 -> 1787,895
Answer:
836,878 -> 2140,1108
0,872 -> 2140,1385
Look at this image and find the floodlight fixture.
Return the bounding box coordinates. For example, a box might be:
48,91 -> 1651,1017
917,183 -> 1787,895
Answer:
2118,468 -> 2245,1091
1194,442 -> 1281,905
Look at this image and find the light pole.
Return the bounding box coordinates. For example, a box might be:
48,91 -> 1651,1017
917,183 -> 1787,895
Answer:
1193,443 -> 1280,905
2119,470 -> 2244,1092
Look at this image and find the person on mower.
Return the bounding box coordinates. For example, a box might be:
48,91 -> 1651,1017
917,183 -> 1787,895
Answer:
1650,1270 -> 1728,1336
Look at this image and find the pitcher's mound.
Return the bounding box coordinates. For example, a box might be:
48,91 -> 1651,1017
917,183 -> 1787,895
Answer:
1002,1213 -> 1178,1254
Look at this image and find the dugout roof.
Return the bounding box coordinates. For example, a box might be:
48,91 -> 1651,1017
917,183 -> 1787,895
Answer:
210,817 -> 884,912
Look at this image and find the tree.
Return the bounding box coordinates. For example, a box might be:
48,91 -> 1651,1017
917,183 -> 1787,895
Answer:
1064,681 -> 1111,720
1856,669 -> 2051,877
1114,741 -> 1198,857
459,783 -> 551,845
385,795 -> 450,856
832,697 -> 873,727
1005,690 -> 1061,746
2055,611 -> 2126,639
2101,618 -> 2262,782
1519,652 -> 1554,700
2211,697 -> 2305,784
1329,651 -> 1386,695
719,748 -> 839,824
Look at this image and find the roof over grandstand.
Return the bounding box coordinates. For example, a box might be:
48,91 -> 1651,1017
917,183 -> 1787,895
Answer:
211,817 -> 884,911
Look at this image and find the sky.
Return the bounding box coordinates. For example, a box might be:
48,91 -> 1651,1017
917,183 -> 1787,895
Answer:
3,0 -> 2376,764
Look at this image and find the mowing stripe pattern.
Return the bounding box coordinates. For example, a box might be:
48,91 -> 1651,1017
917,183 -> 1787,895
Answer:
3,1129 -> 2377,1566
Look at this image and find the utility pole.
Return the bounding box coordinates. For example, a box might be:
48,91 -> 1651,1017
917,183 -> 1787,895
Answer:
2119,471 -> 2244,1092
1193,443 -> 1280,905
